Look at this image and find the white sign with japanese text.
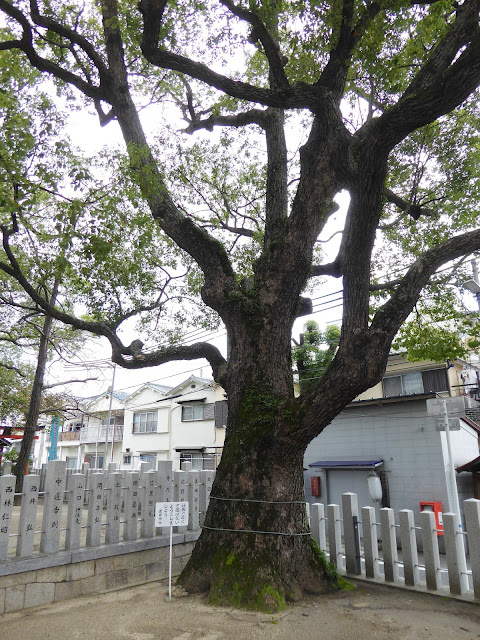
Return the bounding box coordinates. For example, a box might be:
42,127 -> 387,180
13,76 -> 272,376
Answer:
155,501 -> 189,528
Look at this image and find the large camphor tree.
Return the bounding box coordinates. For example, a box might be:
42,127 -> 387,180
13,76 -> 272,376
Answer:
1,0 -> 480,610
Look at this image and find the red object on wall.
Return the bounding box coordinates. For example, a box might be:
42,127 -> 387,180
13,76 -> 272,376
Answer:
311,476 -> 321,497
420,501 -> 444,536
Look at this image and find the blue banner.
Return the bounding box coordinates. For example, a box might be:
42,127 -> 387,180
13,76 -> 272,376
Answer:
49,416 -> 60,461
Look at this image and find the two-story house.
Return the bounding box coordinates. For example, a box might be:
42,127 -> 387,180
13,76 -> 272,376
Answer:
38,389 -> 129,469
121,376 -> 227,470
34,375 -> 228,471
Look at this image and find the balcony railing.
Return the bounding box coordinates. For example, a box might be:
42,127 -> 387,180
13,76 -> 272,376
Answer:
59,431 -> 80,442
79,425 -> 124,443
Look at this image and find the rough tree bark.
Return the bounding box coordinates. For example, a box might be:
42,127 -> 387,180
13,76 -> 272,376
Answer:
1,0 -> 480,611
13,279 -> 59,493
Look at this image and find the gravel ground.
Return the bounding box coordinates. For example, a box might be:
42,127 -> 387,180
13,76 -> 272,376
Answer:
1,579 -> 480,640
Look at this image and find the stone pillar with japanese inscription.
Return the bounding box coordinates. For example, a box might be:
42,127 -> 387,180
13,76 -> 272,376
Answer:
198,470 -> 215,527
123,471 -> 139,541
65,473 -> 86,550
173,470 -> 187,533
106,471 -> 123,544
186,470 -> 200,531
40,460 -> 67,554
140,470 -> 156,538
0,474 -> 15,561
16,475 -> 40,557
156,461 -> 173,536
87,473 -> 104,547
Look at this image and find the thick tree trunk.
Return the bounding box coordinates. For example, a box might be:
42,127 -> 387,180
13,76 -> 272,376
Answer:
178,392 -> 343,610
178,307 -> 347,610
14,282 -> 59,493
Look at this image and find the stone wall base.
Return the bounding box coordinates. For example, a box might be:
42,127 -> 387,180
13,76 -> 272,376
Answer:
0,533 -> 199,614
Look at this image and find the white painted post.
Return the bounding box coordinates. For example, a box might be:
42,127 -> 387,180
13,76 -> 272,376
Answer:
156,461 -> 173,535
380,508 -> 399,583
187,470 -> 200,531
342,493 -> 360,574
362,506 -> 379,579
123,471 -> 140,541
0,474 -> 15,561
464,498 -> 480,599
311,503 -> 327,552
399,509 -> 419,586
174,470 -> 187,533
65,473 -> 86,550
86,473 -> 104,547
420,509 -> 441,591
16,475 -> 40,558
40,460 -> 67,554
105,471 -> 123,544
443,512 -> 469,595
327,504 -> 343,570
140,470 -> 156,538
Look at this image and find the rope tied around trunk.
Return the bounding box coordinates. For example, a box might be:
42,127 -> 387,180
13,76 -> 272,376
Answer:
205,496 -> 311,535
209,496 -> 307,505
202,525 -> 311,536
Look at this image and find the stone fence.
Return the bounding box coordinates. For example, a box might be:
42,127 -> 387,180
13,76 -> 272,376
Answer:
0,459 -> 214,613
309,493 -> 480,601
1,460 -> 479,613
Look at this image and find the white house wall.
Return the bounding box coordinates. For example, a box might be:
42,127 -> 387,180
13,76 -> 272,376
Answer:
123,386 -> 171,466
170,380 -> 226,468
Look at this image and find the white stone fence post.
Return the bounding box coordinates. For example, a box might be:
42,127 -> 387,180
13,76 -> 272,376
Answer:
309,493 -> 480,601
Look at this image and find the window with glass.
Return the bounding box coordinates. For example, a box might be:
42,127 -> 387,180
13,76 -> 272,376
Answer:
383,368 -> 448,397
133,411 -> 157,433
181,403 -> 214,421
139,453 -> 156,468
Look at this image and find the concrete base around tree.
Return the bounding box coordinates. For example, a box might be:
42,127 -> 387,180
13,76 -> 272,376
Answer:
0,532 -> 199,613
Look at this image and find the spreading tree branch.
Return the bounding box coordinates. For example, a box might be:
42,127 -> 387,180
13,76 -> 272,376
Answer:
359,1 -> 480,153
370,228 -> 480,340
220,0 -> 289,90
182,109 -> 269,134
111,341 -> 228,383
0,0 -> 108,102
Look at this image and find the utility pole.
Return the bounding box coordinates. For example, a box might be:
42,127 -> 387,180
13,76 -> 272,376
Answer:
104,364 -> 116,468
438,394 -> 469,592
